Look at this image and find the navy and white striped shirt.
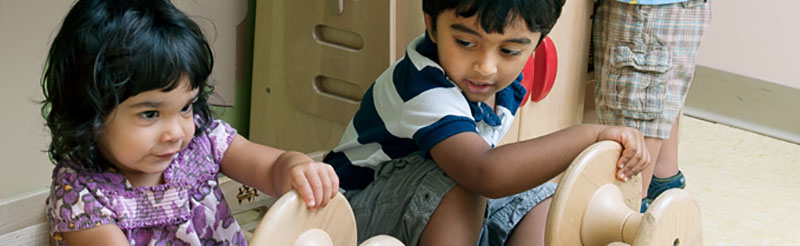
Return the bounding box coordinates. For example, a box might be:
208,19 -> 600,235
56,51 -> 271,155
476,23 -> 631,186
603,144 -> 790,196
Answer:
324,34 -> 527,190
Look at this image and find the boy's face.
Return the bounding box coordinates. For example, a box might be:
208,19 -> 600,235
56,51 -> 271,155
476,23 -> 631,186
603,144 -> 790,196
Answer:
425,10 -> 541,103
98,75 -> 197,186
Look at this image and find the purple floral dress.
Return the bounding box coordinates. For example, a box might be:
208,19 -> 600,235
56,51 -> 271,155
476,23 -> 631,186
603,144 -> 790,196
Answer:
46,120 -> 248,245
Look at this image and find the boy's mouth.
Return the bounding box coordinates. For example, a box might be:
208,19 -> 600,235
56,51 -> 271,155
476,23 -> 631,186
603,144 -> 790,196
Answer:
465,79 -> 492,94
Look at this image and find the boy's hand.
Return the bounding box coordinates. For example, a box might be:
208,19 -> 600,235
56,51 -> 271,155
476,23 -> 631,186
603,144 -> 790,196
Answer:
597,126 -> 651,181
285,161 -> 340,209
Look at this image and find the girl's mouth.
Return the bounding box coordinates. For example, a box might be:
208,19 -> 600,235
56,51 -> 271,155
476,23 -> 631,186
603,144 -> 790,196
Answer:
155,152 -> 177,159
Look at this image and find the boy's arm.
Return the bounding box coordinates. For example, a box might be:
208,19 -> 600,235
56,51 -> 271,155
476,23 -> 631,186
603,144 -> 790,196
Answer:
220,134 -> 339,209
429,124 -> 648,198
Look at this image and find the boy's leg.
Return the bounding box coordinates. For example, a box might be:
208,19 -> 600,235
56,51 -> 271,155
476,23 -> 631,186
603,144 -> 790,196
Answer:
641,137 -> 664,198
345,153 -> 483,246
653,115 -> 680,179
593,0 -> 710,207
419,185 -> 486,246
592,0 -> 668,199
480,182 -> 557,246
505,197 -> 552,246
641,118 -> 686,211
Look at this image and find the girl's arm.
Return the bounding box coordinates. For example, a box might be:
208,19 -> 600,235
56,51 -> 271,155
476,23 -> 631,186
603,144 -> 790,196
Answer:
61,224 -> 129,245
429,124 -> 649,198
220,134 -> 339,209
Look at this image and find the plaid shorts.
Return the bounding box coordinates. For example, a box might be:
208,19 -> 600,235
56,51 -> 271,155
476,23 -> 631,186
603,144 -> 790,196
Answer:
593,0 -> 712,139
345,153 -> 556,246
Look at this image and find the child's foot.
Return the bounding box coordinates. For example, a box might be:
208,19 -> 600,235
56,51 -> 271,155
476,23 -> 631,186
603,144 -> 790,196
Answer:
640,198 -> 652,213
640,171 -> 686,212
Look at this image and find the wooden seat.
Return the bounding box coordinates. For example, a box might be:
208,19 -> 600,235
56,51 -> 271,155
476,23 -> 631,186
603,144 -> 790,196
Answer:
0,188 -> 52,245
546,141 -> 703,246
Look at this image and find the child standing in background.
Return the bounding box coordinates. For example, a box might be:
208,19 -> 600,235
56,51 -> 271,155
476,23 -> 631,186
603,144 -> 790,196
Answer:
41,0 -> 338,245
593,0 -> 712,211
324,0 -> 651,245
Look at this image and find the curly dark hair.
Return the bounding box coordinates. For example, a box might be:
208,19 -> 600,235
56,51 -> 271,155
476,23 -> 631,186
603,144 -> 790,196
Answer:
422,0 -> 565,46
41,0 -> 214,169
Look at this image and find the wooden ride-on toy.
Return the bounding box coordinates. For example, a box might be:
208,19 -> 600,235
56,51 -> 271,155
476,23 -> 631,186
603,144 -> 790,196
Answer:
546,141 -> 703,246
250,190 -> 403,246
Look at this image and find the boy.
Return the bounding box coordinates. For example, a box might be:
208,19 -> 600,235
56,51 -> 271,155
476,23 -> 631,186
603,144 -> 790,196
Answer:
324,1 -> 650,245
592,0 -> 712,211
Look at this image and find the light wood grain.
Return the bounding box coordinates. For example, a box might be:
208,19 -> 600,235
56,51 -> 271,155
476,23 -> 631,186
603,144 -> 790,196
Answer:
633,189 -> 703,246
250,190 -> 357,246
248,189 -> 404,246
514,0 -> 595,141
0,223 -> 50,246
0,189 -> 48,235
249,0 -> 424,152
0,188 -> 50,245
545,141 -> 642,245
546,140 -> 703,246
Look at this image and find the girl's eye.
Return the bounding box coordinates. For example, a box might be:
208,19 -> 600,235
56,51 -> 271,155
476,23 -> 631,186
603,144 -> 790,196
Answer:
181,104 -> 193,113
501,48 -> 522,56
140,111 -> 158,119
456,39 -> 474,48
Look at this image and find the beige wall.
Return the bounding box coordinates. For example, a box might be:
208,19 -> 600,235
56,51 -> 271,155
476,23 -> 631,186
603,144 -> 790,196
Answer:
0,0 -> 249,199
174,0 -> 249,106
696,0 -> 800,89
0,1 -> 71,199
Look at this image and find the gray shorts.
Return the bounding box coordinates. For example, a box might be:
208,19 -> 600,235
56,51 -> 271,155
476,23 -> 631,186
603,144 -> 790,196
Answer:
345,153 -> 557,246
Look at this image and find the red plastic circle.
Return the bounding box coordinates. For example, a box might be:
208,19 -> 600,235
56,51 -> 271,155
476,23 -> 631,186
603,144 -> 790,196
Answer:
520,36 -> 558,106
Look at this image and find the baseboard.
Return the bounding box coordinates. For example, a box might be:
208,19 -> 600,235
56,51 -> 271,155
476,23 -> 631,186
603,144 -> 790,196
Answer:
684,66 -> 800,144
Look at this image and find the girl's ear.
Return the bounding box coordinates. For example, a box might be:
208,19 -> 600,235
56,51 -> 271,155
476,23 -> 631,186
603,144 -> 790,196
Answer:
424,13 -> 437,43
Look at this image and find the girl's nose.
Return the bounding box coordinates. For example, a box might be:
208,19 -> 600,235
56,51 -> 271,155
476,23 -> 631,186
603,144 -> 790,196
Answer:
160,119 -> 185,143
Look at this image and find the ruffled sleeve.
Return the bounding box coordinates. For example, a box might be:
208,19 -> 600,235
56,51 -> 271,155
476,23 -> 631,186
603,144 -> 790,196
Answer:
203,119 -> 237,164
47,165 -> 118,235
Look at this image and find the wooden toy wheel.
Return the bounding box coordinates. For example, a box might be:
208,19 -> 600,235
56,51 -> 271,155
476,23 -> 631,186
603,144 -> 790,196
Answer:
633,189 -> 703,246
545,141 -> 703,246
250,190 -> 357,245
250,190 -> 405,246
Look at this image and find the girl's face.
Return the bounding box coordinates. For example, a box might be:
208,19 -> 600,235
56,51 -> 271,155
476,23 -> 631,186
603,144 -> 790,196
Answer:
98,75 -> 198,187
425,10 -> 541,103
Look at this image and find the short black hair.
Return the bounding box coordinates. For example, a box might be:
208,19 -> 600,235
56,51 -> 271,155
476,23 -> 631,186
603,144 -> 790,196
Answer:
423,0 -> 565,43
41,0 -> 214,169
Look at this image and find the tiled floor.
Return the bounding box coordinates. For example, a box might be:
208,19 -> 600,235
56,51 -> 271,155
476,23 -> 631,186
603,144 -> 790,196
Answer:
678,116 -> 800,245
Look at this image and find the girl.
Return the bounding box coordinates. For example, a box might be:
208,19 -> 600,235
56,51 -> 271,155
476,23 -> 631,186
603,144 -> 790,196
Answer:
41,0 -> 339,245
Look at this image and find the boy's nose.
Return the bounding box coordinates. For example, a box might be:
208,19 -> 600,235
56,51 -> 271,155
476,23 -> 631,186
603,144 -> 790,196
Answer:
473,53 -> 498,76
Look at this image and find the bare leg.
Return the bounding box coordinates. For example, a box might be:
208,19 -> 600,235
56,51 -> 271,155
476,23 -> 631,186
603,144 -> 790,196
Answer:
653,116 -> 681,178
506,197 -> 553,246
641,137 -> 664,198
419,185 -> 486,246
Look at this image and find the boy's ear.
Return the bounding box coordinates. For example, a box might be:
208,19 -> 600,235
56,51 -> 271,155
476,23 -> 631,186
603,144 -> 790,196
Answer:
424,13 -> 437,43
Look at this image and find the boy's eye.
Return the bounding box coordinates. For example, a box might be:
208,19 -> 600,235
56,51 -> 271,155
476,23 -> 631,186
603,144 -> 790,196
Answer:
501,48 -> 522,56
456,39 -> 475,48
140,111 -> 158,119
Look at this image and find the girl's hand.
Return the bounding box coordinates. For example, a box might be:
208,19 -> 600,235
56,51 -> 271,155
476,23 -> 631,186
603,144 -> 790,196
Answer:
285,161 -> 340,209
597,126 -> 651,181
